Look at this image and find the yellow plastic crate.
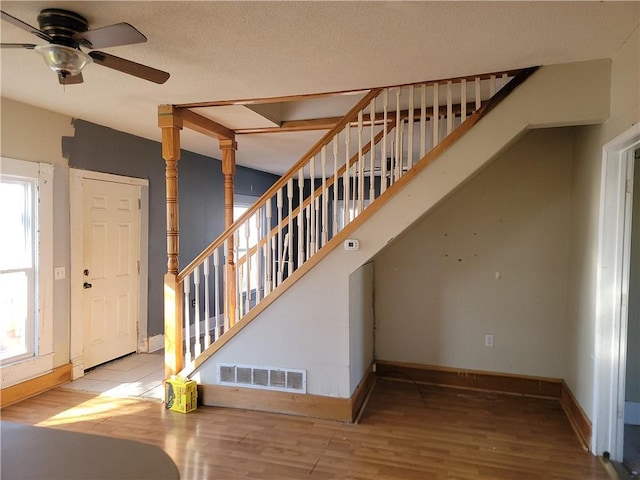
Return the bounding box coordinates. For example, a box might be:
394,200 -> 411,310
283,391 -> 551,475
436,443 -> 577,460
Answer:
165,376 -> 197,413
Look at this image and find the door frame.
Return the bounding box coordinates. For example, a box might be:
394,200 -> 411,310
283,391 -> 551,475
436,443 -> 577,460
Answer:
69,169 -> 149,380
593,124 -> 639,458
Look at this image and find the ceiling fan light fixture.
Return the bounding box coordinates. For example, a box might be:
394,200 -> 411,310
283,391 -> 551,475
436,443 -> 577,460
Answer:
34,44 -> 91,76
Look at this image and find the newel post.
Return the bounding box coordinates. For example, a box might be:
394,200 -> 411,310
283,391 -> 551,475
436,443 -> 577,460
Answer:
159,105 -> 184,377
220,138 -> 238,327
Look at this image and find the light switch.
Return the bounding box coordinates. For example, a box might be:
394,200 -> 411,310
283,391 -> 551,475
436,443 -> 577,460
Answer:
54,267 -> 65,280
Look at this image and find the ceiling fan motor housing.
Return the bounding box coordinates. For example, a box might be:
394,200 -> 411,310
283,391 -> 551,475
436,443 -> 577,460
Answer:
37,9 -> 88,48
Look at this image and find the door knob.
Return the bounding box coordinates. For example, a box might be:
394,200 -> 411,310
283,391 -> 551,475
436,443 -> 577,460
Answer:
83,282 -> 92,289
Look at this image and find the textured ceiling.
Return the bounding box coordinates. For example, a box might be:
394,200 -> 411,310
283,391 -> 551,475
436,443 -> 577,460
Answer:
1,1 -> 638,173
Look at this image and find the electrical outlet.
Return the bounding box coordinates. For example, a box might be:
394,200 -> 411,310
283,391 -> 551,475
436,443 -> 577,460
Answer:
54,267 -> 65,280
485,334 -> 494,347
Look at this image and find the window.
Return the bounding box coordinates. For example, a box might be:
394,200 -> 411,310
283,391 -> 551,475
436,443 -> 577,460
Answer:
0,175 -> 36,363
0,158 -> 53,387
234,197 -> 261,296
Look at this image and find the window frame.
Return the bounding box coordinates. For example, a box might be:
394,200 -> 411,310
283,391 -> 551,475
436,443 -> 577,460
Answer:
0,157 -> 54,387
0,175 -> 37,364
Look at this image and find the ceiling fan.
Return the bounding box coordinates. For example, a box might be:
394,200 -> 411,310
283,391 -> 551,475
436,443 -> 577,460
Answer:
1,8 -> 170,85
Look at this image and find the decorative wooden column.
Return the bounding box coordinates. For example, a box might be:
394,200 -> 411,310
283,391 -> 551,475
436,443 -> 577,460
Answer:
220,138 -> 238,327
163,127 -> 181,275
159,105 -> 183,377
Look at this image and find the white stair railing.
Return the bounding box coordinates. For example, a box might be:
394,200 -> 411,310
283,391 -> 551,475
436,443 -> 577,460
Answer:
176,69 -> 531,369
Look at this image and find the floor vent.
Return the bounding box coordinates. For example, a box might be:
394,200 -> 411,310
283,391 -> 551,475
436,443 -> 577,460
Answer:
217,363 -> 306,393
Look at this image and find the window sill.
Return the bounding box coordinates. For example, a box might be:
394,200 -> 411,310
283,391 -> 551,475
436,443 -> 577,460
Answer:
1,353 -> 55,389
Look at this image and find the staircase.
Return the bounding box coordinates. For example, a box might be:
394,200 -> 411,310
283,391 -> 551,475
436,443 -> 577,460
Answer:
162,60 -> 611,421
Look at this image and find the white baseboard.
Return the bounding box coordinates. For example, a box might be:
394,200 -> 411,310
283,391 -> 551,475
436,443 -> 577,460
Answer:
625,401 -> 640,425
138,334 -> 165,353
148,334 -> 165,353
137,339 -> 149,353
70,356 -> 84,380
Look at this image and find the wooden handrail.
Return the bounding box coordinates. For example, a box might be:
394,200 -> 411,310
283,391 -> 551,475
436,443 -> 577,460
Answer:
472,67 -> 538,118
178,87 -> 382,280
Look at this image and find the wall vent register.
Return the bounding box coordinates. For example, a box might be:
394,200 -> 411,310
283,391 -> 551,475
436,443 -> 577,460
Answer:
217,363 -> 306,393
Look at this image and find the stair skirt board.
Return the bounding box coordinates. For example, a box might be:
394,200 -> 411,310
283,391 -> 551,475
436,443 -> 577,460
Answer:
375,361 -> 591,450
198,364 -> 376,423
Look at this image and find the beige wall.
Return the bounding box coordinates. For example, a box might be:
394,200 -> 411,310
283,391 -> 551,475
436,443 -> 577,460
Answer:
565,27 -> 640,419
193,248 -> 353,397
349,262 -> 374,392
374,128 -> 573,377
0,98 -> 74,367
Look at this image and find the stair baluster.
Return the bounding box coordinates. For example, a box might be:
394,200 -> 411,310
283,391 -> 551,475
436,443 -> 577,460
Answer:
166,69 -> 538,375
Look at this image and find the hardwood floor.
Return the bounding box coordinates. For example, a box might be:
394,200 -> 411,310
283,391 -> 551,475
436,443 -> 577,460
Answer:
1,378 -> 610,479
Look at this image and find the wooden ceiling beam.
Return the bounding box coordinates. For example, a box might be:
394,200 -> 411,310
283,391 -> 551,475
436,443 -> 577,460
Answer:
179,108 -> 235,141
158,105 -> 235,141
235,101 -> 486,135
235,117 -> 343,134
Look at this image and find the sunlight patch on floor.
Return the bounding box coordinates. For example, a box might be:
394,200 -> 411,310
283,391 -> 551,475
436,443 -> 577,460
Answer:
35,396 -> 148,427
62,352 -> 165,401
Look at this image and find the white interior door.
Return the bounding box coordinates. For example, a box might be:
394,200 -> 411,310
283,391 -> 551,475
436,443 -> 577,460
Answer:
82,178 -> 140,369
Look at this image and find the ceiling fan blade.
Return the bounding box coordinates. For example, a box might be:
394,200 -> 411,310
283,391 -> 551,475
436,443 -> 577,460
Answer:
76,22 -> 146,49
89,51 -> 169,84
1,10 -> 50,42
1,43 -> 36,49
59,72 -> 84,85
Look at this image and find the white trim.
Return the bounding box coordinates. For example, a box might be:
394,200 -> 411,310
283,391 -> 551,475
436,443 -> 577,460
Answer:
234,194 -> 260,208
148,334 -> 165,353
138,186 -> 149,351
138,334 -> 165,353
0,159 -> 54,388
69,169 -> 149,379
1,353 -> 55,386
38,163 -> 54,358
593,123 -> 640,459
71,169 -> 150,187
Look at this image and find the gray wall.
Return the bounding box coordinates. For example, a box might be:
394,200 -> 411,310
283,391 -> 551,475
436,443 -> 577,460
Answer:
65,120 -> 278,336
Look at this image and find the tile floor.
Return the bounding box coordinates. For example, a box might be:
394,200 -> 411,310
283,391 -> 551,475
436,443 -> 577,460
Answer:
624,424 -> 640,477
61,352 -> 165,401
